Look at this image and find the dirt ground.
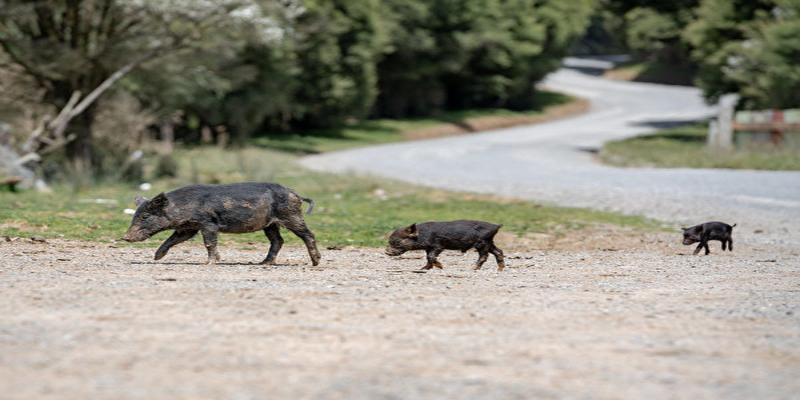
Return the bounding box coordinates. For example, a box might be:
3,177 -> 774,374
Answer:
1,231 -> 798,400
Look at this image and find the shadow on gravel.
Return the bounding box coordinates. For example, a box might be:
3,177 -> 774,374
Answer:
130,261 -> 306,267
630,118 -> 710,130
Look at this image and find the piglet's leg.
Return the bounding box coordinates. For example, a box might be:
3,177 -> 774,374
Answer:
692,242 -> 703,255
155,230 -> 197,260
424,248 -> 443,270
728,238 -> 733,251
201,229 -> 221,264
704,242 -> 710,255
474,243 -> 489,271
490,244 -> 505,271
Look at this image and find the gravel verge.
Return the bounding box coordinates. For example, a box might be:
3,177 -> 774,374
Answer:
2,235 -> 798,399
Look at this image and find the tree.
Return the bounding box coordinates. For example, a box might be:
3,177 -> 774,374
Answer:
684,0 -> 800,108
374,0 -> 593,118
0,0 -> 293,170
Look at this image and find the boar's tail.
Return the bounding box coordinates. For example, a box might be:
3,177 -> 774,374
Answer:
301,195 -> 315,215
731,223 -> 737,229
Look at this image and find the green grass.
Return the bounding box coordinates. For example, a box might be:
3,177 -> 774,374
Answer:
250,91 -> 575,154
1,146 -> 661,250
600,123 -> 800,170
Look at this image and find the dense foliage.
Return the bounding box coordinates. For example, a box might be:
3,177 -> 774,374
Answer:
1,0 -> 797,177
0,0 -> 593,172
684,0 -> 800,108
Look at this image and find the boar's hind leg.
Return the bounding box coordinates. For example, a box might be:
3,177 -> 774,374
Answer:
155,230 -> 198,260
283,220 -> 321,266
490,244 -> 505,271
201,229 -> 221,264
261,224 -> 284,265
728,238 -> 733,252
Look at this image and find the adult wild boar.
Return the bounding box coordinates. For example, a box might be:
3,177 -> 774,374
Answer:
121,182 -> 321,266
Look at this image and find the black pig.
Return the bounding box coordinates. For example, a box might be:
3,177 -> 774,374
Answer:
385,220 -> 505,271
121,182 -> 321,266
681,221 -> 736,255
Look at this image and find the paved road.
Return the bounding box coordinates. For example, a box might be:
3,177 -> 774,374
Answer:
301,61 -> 800,248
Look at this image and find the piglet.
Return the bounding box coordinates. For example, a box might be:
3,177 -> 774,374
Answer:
385,220 -> 505,271
681,221 -> 736,255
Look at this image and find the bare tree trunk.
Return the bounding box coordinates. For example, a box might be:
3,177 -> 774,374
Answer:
159,117 -> 174,155
65,104 -> 96,168
14,44 -> 186,172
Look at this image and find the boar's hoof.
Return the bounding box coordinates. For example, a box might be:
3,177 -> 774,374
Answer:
204,255 -> 220,265
472,266 -> 482,271
260,258 -> 276,265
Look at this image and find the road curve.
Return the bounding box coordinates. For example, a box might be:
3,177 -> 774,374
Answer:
301,65 -> 800,249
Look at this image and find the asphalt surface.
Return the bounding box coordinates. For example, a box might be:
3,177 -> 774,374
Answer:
301,61 -> 800,249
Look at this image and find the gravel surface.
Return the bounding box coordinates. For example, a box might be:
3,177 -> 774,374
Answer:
1,236 -> 799,399
300,66 -> 800,250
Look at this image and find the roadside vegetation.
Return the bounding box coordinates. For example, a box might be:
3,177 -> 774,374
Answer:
602,61 -> 694,86
600,123 -> 800,171
251,91 -> 577,154
0,146 -> 661,249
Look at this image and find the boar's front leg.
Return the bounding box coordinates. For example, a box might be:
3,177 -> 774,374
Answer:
201,228 -> 221,264
423,247 -> 443,270
155,230 -> 198,260
261,224 -> 284,265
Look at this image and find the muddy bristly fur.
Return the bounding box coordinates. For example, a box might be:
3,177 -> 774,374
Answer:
121,182 -> 321,266
385,219 -> 506,271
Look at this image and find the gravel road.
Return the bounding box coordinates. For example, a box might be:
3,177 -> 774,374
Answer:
1,237 -> 798,399
301,61 -> 800,249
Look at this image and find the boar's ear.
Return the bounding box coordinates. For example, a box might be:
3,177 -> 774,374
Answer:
149,192 -> 169,209
405,223 -> 418,238
133,196 -> 148,207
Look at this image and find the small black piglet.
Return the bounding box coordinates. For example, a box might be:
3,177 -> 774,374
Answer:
385,220 -> 505,271
681,221 -> 736,255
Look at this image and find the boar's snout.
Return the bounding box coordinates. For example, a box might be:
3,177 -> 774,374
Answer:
120,228 -> 147,242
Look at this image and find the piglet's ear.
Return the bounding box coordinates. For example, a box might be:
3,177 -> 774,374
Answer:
405,223 -> 418,238
149,192 -> 169,209
133,196 -> 148,207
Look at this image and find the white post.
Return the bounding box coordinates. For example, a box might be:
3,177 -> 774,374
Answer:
710,93 -> 739,150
